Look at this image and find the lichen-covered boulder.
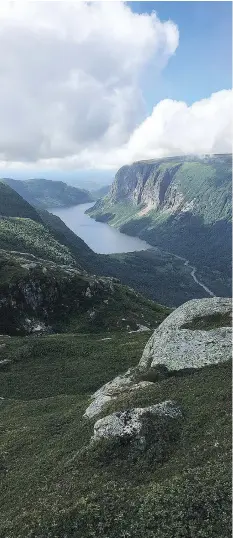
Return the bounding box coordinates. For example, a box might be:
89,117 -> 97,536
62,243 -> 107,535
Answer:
93,400 -> 182,441
92,401 -> 183,464
84,297 -> 232,420
139,297 -> 232,372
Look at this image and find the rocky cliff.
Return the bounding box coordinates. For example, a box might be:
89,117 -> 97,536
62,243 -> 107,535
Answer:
0,249 -> 169,335
106,154 -> 232,220
88,154 -> 232,285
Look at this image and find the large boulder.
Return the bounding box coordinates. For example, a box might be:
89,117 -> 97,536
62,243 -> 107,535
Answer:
84,297 -> 232,419
139,297 -> 232,371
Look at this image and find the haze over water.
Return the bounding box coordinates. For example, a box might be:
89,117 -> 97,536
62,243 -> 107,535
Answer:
50,203 -> 150,254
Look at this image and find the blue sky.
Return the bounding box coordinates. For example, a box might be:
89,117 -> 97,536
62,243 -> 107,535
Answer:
129,1 -> 232,113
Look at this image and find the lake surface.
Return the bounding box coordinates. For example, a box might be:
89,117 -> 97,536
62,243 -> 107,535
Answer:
50,203 -> 150,254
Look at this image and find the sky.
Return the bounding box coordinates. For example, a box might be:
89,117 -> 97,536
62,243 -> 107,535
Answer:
0,1 -> 232,180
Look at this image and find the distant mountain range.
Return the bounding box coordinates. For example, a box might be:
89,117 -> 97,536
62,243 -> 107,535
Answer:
1,177 -> 93,209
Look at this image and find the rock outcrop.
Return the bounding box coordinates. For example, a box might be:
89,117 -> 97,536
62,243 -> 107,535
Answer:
0,249 -> 166,335
92,400 -> 183,463
84,297 -> 232,419
84,374 -> 154,419
93,400 -> 182,442
139,297 -> 232,371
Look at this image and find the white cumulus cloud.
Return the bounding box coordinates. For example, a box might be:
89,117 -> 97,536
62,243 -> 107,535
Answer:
123,89 -> 233,163
41,89 -> 232,170
0,1 -> 178,168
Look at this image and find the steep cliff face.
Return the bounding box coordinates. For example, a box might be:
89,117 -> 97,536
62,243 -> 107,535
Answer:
88,155 -> 232,283
105,154 -> 232,221
110,160 -> 183,210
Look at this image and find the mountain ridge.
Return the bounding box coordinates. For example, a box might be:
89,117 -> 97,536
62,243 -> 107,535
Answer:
2,177 -> 93,209
88,154 -> 232,288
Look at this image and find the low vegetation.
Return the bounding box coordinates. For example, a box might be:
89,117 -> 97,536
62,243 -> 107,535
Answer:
0,217 -> 75,265
0,248 -> 170,335
0,331 -> 231,537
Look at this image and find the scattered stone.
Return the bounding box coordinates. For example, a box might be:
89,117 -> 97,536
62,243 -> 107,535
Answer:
129,324 -> 150,333
85,287 -> 92,298
93,400 -> 182,442
84,371 -> 154,419
88,308 -> 96,320
91,400 -> 183,464
0,359 -> 11,371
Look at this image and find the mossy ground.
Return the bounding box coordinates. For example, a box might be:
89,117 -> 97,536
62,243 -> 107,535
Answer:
0,331 -> 231,538
181,311 -> 232,330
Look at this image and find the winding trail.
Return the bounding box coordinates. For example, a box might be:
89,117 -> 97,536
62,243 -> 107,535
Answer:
175,255 -> 216,297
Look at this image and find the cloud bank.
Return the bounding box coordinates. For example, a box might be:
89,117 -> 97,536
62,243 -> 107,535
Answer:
0,2 -> 231,171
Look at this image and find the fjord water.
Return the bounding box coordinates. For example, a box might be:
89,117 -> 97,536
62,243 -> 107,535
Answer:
50,202 -> 150,254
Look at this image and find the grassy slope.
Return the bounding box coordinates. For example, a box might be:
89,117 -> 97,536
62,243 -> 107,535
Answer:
0,331 -> 231,538
1,182 -> 227,308
0,218 -> 75,265
0,189 -> 170,335
0,182 -> 42,222
0,173 -> 231,537
99,249 -> 213,307
2,178 -> 93,208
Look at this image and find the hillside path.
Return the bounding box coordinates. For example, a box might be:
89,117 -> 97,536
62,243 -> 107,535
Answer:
178,257 -> 216,297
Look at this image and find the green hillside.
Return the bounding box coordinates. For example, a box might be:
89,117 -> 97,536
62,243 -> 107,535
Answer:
0,157 -> 231,538
0,331 -> 231,538
0,218 -> 75,265
0,180 -> 230,311
0,182 -> 42,222
2,177 -> 93,209
0,185 -> 169,336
